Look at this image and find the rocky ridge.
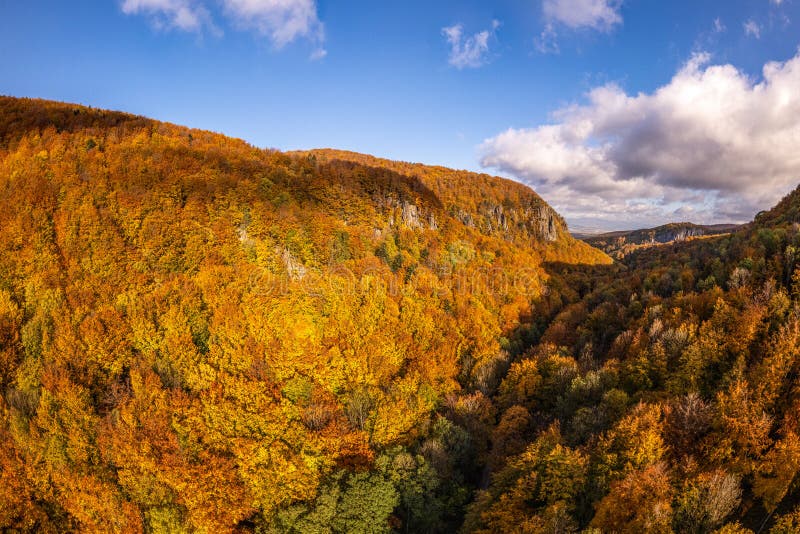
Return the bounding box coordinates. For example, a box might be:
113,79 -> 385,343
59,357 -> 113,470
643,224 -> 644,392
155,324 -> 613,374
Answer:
582,222 -> 742,259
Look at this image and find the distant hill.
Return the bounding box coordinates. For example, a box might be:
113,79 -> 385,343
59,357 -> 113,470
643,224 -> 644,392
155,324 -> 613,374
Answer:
580,222 -> 743,259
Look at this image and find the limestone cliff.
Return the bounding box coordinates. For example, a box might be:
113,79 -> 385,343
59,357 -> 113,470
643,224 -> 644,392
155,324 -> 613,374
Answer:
302,149 -> 571,246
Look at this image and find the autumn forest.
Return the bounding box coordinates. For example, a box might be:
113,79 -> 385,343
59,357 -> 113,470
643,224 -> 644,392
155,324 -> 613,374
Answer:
2,96 -> 800,533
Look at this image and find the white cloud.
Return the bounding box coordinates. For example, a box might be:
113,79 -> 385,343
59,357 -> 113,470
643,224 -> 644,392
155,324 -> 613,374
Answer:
542,0 -> 623,32
713,17 -> 726,33
442,21 -> 499,69
221,0 -> 324,53
535,23 -> 560,54
744,19 -> 762,38
121,0 -> 212,32
121,0 -> 325,56
480,52 -> 800,228
536,0 -> 622,57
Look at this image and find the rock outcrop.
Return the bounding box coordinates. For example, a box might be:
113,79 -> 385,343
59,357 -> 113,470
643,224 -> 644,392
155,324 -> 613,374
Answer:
276,247 -> 307,281
527,205 -> 558,242
401,200 -> 423,229
385,197 -> 561,242
297,149 -> 577,247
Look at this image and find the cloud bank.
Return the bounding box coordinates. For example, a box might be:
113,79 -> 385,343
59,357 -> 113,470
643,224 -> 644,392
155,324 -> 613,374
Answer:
480,52 -> 800,228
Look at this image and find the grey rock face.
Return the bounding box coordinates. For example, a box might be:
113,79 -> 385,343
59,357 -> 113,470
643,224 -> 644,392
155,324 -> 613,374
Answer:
457,209 -> 476,228
461,203 -> 561,242
379,193 -> 561,243
401,200 -> 423,229
651,227 -> 703,243
491,205 -> 509,232
380,195 -> 438,230
525,206 -> 559,242
276,247 -> 307,281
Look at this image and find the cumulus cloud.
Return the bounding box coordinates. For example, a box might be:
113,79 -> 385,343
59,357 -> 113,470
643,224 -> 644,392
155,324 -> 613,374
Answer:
744,19 -> 762,38
442,20 -> 499,69
480,52 -> 800,228
121,0 -> 324,56
542,0 -> 623,31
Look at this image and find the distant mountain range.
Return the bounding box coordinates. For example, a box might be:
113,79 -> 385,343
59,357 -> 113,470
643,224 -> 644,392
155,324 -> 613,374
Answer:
577,222 -> 743,259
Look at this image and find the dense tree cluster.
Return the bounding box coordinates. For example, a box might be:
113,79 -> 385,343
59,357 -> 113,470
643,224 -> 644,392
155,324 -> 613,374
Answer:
1,96 -> 799,532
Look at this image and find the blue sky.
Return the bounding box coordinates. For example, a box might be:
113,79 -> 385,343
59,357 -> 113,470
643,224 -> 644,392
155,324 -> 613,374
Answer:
1,1 -> 799,231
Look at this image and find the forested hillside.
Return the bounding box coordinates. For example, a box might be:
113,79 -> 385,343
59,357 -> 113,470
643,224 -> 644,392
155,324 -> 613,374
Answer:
2,96 -> 800,533
0,96 -> 608,533
582,223 -> 743,260
467,186 -> 800,533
